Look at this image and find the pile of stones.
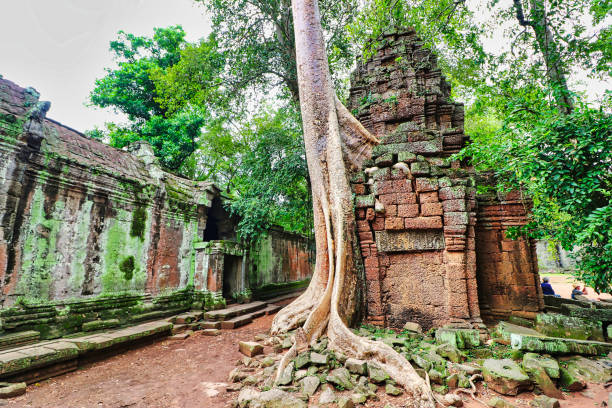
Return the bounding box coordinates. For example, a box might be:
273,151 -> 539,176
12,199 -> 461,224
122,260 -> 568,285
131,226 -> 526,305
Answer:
229,321 -> 612,408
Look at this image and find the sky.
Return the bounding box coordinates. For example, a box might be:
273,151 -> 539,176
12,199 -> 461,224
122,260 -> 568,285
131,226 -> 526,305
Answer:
0,0 -> 211,133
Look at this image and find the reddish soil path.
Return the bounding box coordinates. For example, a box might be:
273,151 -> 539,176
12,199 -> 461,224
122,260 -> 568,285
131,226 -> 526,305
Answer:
6,308 -> 609,408
8,315 -> 276,408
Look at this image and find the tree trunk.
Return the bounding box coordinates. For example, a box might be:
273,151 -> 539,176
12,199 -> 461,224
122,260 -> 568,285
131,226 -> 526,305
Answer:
513,0 -> 573,114
270,0 -> 435,405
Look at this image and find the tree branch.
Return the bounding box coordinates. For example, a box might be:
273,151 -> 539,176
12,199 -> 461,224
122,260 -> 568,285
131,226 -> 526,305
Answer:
513,0 -> 533,27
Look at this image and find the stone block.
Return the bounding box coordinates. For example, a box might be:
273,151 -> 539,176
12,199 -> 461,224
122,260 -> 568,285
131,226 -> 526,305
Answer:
421,202 -> 443,216
398,203 -> 419,217
415,178 -> 438,192
482,359 -> 532,396
510,332 -> 612,355
0,382 -> 26,398
238,341 -> 263,357
435,328 -> 480,349
404,216 -> 442,230
535,313 -> 603,341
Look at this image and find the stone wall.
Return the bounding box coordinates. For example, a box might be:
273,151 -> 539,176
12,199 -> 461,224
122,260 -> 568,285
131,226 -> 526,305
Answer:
0,77 -> 314,306
248,228 -> 314,298
475,183 -> 543,320
348,29 -> 542,329
0,78 -> 219,305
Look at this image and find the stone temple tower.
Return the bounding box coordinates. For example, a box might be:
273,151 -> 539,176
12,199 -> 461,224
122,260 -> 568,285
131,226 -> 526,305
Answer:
348,28 -> 542,330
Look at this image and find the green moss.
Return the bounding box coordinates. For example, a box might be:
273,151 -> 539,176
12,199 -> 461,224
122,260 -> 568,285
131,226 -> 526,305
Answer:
130,206 -> 147,241
119,256 -> 135,280
69,200 -> 92,293
100,209 -> 149,293
16,188 -> 64,302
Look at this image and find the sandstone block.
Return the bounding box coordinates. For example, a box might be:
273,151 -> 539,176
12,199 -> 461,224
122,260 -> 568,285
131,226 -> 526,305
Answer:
421,202 -> 443,216
239,341 -> 263,357
482,359 -> 532,396
404,216 -> 442,229
0,382 -> 26,398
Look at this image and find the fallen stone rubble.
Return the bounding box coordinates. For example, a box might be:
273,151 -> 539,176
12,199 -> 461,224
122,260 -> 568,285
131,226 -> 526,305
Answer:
230,319 -> 612,407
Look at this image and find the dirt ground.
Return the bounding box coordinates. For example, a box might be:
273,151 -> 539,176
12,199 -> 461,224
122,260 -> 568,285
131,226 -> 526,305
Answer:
5,307 -> 610,408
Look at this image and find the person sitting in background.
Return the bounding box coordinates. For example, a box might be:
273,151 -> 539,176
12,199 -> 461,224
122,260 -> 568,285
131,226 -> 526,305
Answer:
540,277 -> 557,296
571,283 -> 584,300
581,286 -> 589,295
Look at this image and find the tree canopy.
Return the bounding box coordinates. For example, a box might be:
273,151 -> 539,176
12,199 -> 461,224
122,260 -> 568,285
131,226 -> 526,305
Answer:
88,0 -> 612,289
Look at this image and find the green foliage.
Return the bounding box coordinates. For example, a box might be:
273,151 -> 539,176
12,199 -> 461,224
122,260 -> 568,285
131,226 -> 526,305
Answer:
197,0 -> 358,100
462,104 -> 612,292
89,26 -> 225,175
226,105 -> 312,241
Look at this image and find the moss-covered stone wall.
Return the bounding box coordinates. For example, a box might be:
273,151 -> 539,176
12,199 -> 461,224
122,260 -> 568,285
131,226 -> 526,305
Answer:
248,228 -> 314,298
0,78 -> 218,306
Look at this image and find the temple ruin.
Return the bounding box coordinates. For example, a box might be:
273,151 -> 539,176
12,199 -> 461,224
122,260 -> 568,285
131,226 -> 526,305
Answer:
0,77 -> 313,310
348,29 -> 542,330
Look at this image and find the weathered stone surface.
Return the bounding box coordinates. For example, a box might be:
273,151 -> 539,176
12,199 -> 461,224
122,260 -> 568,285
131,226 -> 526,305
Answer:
562,356 -> 612,383
239,341 -> 263,357
0,382 -> 26,398
276,361 -> 294,386
482,359 -> 533,396
559,367 -> 586,391
326,367 -> 354,390
309,352 -> 328,365
240,387 -> 307,408
403,322 -> 423,333
487,396 -> 517,408
294,353 -> 309,369
367,362 -> 390,383
337,396 -> 355,408
522,353 -> 560,378
436,328 -> 480,349
300,376 -> 320,397
375,230 -> 445,253
345,358 -> 368,375
385,383 -> 403,396
529,395 -> 560,408
529,367 -> 564,399
318,385 -> 336,404
535,313 -> 602,341
510,332 -> 612,355
436,343 -> 464,363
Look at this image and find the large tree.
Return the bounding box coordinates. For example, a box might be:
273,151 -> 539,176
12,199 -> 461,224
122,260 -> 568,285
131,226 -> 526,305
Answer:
196,0 -> 358,100
270,0 -> 434,405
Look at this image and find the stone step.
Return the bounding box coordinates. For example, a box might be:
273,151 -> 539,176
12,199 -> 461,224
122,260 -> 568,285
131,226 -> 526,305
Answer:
264,305 -> 282,315
168,331 -> 191,341
0,331 -> 40,351
174,312 -> 204,325
0,340 -> 79,378
204,301 -> 267,321
201,321 -> 221,329
263,292 -> 304,304
201,329 -> 221,336
172,324 -> 188,335
220,309 -> 266,330
67,321 -> 172,352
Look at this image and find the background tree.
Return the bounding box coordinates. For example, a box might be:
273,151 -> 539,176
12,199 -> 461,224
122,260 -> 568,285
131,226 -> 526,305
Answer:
89,26 -> 225,176
195,0 -> 359,101
226,106 -> 312,240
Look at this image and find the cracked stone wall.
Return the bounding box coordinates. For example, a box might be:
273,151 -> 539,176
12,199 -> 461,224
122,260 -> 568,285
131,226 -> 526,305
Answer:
0,78 -> 218,306
348,29 -> 542,329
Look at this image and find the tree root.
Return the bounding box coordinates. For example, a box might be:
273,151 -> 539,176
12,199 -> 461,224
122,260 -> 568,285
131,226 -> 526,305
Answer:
455,374 -> 488,407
